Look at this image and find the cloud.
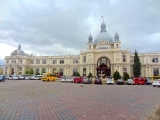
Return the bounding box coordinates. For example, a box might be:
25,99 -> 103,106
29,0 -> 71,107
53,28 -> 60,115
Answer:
0,0 -> 160,66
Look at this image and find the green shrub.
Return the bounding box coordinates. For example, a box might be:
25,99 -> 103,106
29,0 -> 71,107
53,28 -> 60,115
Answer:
123,72 -> 130,81
113,71 -> 121,80
87,72 -> 93,78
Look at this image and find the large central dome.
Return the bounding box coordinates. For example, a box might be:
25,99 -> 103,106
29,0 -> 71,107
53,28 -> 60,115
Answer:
94,22 -> 113,44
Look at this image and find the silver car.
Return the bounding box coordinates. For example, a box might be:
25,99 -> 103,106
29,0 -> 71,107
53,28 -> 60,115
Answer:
152,79 -> 160,87
106,78 -> 114,85
12,76 -> 19,80
125,79 -> 134,85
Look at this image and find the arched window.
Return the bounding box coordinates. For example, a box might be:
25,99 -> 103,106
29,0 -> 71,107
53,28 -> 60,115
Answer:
97,57 -> 111,68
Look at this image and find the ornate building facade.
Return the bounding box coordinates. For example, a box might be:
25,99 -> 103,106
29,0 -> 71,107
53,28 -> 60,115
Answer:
3,21 -> 160,77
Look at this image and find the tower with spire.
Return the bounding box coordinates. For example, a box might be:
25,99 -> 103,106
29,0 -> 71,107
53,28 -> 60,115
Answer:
87,33 -> 94,50
114,31 -> 121,49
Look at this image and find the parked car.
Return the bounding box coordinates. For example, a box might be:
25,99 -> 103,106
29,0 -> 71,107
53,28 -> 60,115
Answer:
8,75 -> 13,80
12,76 -> 19,80
152,79 -> 160,87
66,77 -> 74,83
0,75 -> 5,82
74,76 -> 83,83
83,77 -> 92,84
34,76 -> 41,80
94,77 -> 102,84
106,78 -> 114,85
61,76 -> 68,82
116,79 -> 124,85
18,75 -> 25,80
134,77 -> 145,85
30,76 -> 35,80
125,79 -> 134,85
5,75 -> 9,80
25,76 -> 31,80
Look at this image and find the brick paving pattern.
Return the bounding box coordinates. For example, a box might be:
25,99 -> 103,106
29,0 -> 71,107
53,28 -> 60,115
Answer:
0,80 -> 160,120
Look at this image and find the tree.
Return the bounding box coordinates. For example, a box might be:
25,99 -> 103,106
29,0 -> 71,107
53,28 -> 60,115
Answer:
132,50 -> 142,77
113,71 -> 121,80
25,71 -> 29,75
73,72 -> 80,76
87,72 -> 93,78
35,72 -> 40,75
29,70 -> 34,75
123,72 -> 130,81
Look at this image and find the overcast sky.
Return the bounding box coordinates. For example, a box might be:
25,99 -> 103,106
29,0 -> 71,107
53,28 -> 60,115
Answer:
0,0 -> 160,66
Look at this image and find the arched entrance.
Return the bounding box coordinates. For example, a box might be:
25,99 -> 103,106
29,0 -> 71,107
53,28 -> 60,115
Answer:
96,57 -> 111,77
11,68 -> 14,75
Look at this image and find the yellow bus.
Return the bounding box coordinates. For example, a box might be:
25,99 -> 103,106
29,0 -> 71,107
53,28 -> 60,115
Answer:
41,73 -> 57,81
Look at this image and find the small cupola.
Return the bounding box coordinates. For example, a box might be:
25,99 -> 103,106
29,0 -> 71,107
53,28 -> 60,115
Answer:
88,33 -> 93,43
114,31 -> 119,41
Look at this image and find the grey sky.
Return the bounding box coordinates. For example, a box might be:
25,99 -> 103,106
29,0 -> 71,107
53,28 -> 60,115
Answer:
0,0 -> 160,66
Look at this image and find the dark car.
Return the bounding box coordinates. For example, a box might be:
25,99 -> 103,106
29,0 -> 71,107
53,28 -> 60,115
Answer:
0,75 -> 5,82
116,79 -> 124,85
145,78 -> 153,85
83,77 -> 92,84
94,77 -> 102,84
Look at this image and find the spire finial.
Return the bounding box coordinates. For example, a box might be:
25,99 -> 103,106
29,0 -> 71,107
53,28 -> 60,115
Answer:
101,16 -> 104,22
18,44 -> 21,50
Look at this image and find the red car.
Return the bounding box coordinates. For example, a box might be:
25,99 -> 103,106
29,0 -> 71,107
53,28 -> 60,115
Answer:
134,77 -> 145,85
74,76 -> 83,83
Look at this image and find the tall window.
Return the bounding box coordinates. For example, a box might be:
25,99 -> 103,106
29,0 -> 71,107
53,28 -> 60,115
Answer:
83,56 -> 86,63
152,58 -> 158,63
123,68 -> 127,73
19,67 -> 22,71
123,55 -> 126,62
53,60 -> 57,64
36,60 -> 40,64
53,69 -> 56,73
83,68 -> 86,76
42,69 -> 46,73
5,67 -> 8,71
36,69 -> 39,73
153,69 -> 159,76
30,60 -> 34,64
12,60 -> 16,63
73,59 -> 78,64
59,69 -> 63,75
60,60 -> 64,64
42,60 -> 46,64
20,60 -> 22,63
73,68 -> 77,75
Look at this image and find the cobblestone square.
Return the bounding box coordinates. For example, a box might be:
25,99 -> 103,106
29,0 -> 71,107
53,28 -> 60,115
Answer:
0,80 -> 160,120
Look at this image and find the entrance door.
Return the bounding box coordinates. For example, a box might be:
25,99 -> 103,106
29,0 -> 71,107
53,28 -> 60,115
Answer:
96,57 -> 111,77
12,68 -> 14,75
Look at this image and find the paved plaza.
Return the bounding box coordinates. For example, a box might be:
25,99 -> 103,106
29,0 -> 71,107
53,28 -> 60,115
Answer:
0,80 -> 160,120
